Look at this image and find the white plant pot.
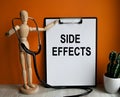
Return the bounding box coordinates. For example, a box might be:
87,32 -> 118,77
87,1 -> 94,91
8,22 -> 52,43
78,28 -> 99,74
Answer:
104,75 -> 120,93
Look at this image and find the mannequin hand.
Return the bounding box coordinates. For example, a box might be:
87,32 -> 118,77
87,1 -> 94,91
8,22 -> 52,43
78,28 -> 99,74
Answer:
53,20 -> 59,25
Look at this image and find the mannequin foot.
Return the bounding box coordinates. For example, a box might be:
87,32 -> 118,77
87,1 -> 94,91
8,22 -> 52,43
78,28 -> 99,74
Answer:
28,83 -> 36,88
20,84 -> 39,94
23,84 -> 30,89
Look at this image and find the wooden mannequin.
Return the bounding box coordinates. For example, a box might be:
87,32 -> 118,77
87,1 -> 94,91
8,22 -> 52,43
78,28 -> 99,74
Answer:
5,10 -> 58,94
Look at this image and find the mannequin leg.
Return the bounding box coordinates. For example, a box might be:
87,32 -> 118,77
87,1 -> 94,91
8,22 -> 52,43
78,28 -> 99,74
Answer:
20,52 -> 30,89
26,53 -> 35,88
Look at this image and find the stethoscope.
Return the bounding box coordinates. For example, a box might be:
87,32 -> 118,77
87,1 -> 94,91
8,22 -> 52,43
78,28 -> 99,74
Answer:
12,17 -> 93,97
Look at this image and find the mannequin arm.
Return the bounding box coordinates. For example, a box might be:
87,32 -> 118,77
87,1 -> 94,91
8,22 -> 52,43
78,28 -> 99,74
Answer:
29,20 -> 58,32
5,25 -> 20,37
43,20 -> 58,31
29,27 -> 45,32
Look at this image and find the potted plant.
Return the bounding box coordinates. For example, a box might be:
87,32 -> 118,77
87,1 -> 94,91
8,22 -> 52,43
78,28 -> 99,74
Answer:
104,51 -> 120,93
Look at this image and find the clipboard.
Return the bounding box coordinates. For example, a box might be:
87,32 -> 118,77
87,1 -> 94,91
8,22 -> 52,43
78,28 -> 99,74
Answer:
44,17 -> 97,87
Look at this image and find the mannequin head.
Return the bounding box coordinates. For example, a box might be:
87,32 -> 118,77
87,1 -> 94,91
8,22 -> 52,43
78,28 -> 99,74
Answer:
20,10 -> 28,24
